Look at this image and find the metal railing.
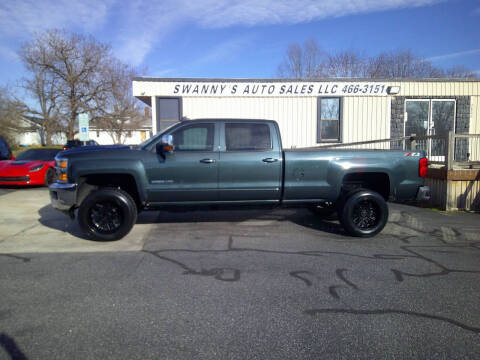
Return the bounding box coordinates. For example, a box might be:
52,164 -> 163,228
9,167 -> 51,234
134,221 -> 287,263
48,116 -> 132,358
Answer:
315,132 -> 480,169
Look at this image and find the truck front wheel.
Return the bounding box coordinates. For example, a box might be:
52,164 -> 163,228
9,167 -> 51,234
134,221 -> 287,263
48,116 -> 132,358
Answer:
339,189 -> 388,237
78,187 -> 137,241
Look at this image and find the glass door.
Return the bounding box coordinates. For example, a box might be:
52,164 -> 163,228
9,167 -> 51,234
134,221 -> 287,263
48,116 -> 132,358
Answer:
431,100 -> 455,161
405,100 -> 429,152
405,99 -> 456,161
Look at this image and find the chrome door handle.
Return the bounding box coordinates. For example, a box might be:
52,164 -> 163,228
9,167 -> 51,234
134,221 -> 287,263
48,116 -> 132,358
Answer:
262,158 -> 278,163
200,158 -> 216,164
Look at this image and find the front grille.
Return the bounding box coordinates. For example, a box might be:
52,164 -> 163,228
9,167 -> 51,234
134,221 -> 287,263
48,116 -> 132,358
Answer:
0,176 -> 30,182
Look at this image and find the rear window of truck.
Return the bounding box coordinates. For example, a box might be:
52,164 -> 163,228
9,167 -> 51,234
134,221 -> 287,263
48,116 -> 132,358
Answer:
225,123 -> 271,151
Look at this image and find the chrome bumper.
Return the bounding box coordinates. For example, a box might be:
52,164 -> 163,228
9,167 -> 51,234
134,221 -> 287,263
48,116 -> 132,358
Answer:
49,182 -> 77,211
416,186 -> 431,201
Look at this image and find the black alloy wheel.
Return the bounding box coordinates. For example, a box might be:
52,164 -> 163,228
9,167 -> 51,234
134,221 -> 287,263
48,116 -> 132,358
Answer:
352,199 -> 380,230
89,201 -> 123,234
78,187 -> 137,241
340,189 -> 388,237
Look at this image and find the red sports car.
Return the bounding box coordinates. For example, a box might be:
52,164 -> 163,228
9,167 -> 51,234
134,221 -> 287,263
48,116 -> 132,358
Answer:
0,148 -> 61,186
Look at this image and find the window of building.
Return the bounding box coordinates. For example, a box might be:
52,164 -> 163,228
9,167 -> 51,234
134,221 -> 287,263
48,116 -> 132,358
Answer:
317,97 -> 341,142
225,123 -> 271,151
156,97 -> 181,131
172,123 -> 214,151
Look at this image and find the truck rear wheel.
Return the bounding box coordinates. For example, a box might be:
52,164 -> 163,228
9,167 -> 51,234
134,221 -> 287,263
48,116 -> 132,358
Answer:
78,187 -> 137,241
339,189 -> 388,237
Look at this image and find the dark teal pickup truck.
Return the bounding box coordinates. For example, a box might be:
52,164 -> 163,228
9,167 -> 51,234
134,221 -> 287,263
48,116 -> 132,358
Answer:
49,119 -> 430,240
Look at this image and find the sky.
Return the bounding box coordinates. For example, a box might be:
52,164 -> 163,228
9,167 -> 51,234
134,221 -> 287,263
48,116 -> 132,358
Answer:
0,0 -> 479,88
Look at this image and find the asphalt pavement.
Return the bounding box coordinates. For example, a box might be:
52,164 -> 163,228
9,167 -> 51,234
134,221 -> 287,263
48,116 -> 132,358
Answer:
1,188 -> 480,359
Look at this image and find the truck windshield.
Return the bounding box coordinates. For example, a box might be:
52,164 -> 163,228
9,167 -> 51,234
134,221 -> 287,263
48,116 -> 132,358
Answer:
139,122 -> 179,150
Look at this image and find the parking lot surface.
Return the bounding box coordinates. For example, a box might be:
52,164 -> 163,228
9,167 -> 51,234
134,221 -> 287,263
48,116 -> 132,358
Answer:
1,187 -> 480,359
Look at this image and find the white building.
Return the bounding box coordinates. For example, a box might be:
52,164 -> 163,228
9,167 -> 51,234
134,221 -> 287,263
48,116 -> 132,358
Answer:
88,120 -> 152,145
132,77 -> 479,148
16,119 -> 152,146
16,130 -> 66,146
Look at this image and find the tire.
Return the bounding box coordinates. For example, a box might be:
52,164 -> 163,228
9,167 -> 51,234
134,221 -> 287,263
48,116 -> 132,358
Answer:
44,168 -> 56,186
78,187 -> 137,241
339,189 -> 388,237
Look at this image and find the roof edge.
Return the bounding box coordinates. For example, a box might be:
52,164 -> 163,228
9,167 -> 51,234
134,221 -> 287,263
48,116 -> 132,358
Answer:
133,76 -> 480,83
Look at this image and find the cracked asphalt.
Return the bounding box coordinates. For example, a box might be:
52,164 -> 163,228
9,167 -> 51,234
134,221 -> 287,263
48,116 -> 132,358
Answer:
1,187 -> 480,359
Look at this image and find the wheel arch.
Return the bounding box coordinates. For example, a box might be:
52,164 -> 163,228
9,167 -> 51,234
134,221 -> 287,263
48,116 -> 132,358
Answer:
76,172 -> 145,209
341,171 -> 391,200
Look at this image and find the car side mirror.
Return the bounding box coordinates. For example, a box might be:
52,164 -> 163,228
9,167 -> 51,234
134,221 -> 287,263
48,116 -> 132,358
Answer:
156,135 -> 174,157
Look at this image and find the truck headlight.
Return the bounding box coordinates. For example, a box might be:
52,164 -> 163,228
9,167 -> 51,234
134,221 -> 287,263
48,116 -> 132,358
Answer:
55,157 -> 68,182
57,159 -> 68,168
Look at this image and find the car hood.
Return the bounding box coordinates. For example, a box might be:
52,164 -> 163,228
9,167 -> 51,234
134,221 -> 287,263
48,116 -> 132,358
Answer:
0,160 -> 49,175
61,144 -> 132,156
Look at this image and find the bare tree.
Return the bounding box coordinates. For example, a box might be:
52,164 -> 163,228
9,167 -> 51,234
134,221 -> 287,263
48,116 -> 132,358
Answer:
277,39 -> 326,79
366,50 -> 442,78
0,87 -> 25,146
19,29 -> 112,139
93,60 -> 144,144
20,70 -> 63,145
324,50 -> 368,78
442,66 -> 478,79
278,42 -> 477,79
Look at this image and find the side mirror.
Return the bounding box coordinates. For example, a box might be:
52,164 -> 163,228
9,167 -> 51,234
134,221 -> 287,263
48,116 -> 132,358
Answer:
156,135 -> 174,156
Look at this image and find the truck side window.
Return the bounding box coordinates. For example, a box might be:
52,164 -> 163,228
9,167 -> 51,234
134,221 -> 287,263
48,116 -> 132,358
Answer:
225,123 -> 271,151
172,123 -> 214,151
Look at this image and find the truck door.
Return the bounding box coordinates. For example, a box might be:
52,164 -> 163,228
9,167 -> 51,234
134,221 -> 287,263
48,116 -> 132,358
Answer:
146,122 -> 219,203
218,122 -> 282,202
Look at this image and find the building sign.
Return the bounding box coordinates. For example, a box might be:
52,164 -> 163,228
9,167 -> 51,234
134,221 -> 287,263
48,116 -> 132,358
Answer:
78,113 -> 89,141
168,82 -> 390,97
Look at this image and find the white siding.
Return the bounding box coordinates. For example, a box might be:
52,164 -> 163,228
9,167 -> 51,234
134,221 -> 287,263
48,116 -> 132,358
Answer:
182,95 -> 390,148
135,79 -> 480,147
183,96 -> 319,148
447,179 -> 480,211
342,96 -> 390,144
16,131 -> 66,146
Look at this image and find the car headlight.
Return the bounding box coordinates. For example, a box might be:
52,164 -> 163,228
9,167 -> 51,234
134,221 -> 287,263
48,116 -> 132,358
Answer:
29,164 -> 44,172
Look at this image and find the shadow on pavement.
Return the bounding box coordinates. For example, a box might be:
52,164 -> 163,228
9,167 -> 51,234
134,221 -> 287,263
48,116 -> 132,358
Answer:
0,333 -> 28,360
38,204 -> 345,239
37,204 -> 88,240
137,206 -> 345,236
